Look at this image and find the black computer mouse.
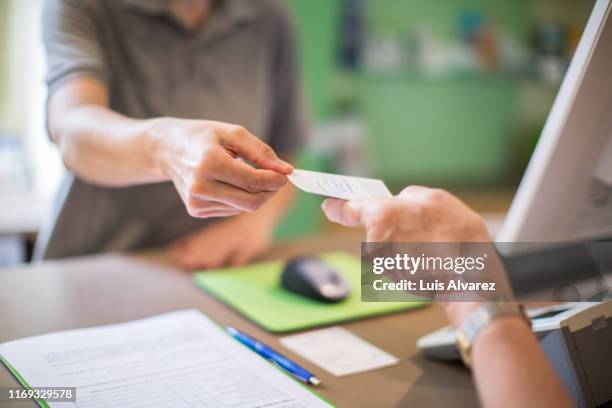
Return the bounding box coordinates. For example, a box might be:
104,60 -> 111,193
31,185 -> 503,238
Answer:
281,256 -> 351,303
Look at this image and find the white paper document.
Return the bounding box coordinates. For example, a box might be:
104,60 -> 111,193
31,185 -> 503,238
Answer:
0,310 -> 329,408
281,327 -> 398,377
288,169 -> 392,200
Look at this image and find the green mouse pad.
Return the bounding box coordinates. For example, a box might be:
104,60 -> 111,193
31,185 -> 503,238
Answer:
194,252 -> 428,333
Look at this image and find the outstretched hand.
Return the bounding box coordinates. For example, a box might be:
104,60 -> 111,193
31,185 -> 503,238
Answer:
321,185 -> 490,243
153,119 -> 293,218
321,185 -> 507,327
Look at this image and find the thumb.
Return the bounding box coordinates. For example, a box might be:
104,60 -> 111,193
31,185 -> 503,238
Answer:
220,126 -> 293,174
321,199 -> 366,227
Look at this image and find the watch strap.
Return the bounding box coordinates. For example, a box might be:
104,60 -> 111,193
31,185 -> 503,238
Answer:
456,303 -> 529,366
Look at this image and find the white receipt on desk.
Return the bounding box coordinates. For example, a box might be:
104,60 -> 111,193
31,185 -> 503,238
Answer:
281,327 -> 399,377
288,169 -> 392,200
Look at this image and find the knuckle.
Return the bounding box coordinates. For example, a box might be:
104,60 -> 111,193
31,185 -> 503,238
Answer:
231,125 -> 248,139
419,189 -> 447,215
245,176 -> 263,193
400,185 -> 420,195
426,188 -> 448,203
400,185 -> 427,197
257,141 -> 275,158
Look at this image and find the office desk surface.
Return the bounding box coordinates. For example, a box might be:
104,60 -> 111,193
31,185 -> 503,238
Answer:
0,234 -> 478,408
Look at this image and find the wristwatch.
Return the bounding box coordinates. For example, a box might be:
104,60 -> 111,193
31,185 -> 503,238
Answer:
455,303 -> 530,367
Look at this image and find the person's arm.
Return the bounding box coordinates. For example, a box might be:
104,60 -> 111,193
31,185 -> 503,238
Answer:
48,79 -> 292,217
470,315 -> 574,408
48,78 -> 162,186
446,302 -> 573,408
43,0 -> 291,219
321,186 -> 574,408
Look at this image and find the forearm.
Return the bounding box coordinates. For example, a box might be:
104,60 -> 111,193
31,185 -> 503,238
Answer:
472,317 -> 574,408
51,104 -> 165,187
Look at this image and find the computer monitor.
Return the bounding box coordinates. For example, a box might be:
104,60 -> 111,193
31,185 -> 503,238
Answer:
497,0 -> 612,246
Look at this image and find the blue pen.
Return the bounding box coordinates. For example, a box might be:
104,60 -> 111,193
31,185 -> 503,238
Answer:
226,327 -> 321,386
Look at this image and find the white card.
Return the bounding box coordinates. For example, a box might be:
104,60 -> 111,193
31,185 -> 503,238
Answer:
280,327 -> 399,377
287,169 -> 392,200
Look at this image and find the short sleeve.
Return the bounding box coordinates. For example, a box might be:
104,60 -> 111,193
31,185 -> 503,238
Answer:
42,0 -> 110,96
266,3 -> 310,160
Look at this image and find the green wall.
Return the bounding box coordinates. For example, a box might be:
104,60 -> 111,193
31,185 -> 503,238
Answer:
359,75 -> 518,186
285,0 -> 553,188
287,0 -> 342,121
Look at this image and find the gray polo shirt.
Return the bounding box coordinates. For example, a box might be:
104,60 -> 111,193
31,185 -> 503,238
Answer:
35,0 -> 308,260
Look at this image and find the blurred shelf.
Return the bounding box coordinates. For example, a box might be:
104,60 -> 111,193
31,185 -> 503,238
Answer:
357,71 -> 518,83
335,71 -> 563,91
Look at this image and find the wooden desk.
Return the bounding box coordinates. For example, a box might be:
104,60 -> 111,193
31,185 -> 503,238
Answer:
0,234 -> 478,407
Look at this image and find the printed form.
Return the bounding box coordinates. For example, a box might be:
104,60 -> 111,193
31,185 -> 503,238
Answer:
0,310 -> 329,408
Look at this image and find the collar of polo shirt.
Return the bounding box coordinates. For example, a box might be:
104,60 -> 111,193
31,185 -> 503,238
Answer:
119,0 -> 260,33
